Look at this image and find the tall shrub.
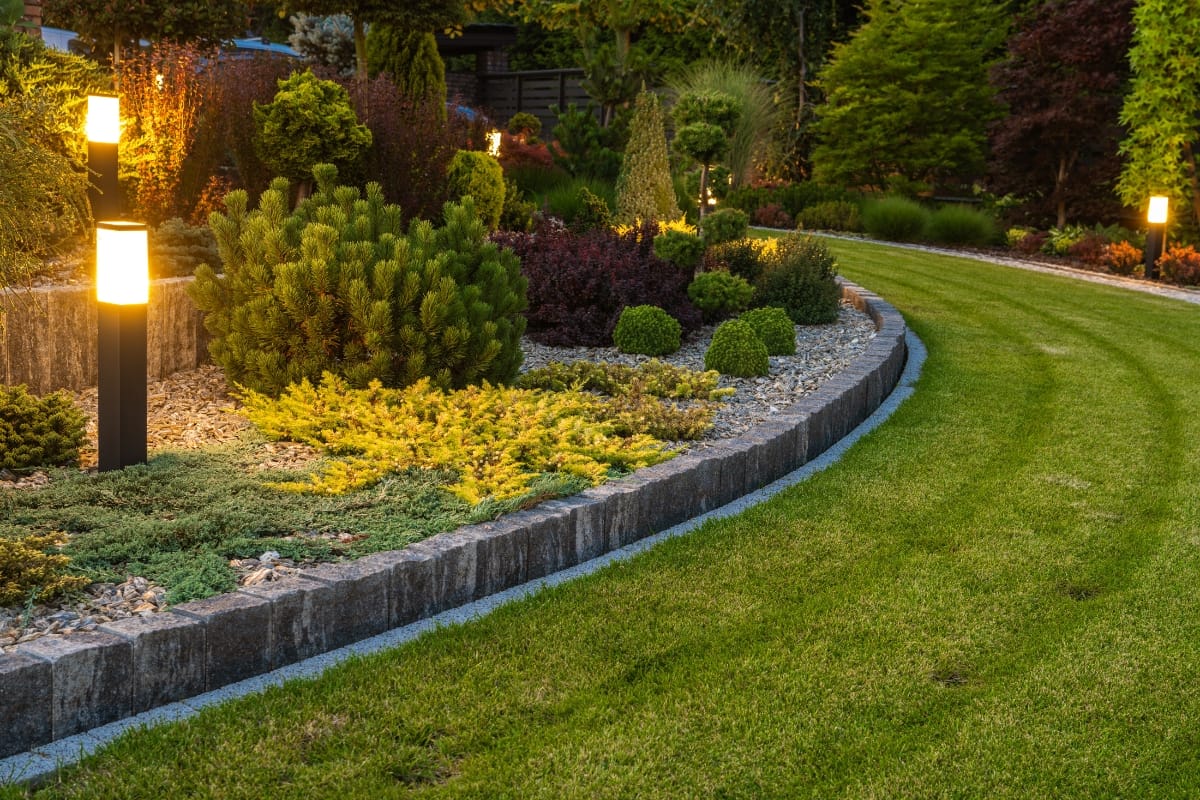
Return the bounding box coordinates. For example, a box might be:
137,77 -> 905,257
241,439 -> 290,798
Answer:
672,91 -> 741,219
366,24 -> 446,105
614,91 -> 681,225
190,164 -> 527,397
447,150 -> 506,231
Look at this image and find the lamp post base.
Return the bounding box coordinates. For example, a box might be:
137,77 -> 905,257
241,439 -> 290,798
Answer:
1145,227 -> 1164,280
97,302 -> 147,471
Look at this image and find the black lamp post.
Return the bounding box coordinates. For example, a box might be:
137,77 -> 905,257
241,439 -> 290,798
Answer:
86,94 -> 122,219
1144,195 -> 1168,280
96,220 -> 149,471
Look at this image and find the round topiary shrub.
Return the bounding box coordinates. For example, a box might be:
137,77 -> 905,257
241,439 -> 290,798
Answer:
739,306 -> 796,355
700,207 -> 749,245
704,319 -> 769,377
612,305 -> 683,355
447,149 -> 506,230
755,233 -> 841,324
687,270 -> 755,322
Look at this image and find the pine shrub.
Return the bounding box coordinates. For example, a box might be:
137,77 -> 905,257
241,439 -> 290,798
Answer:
700,208 -> 750,245
151,218 -> 220,278
925,205 -> 998,246
653,230 -> 706,270
862,196 -> 930,242
615,91 -> 681,224
612,305 -> 682,355
796,200 -> 862,232
687,271 -> 755,322
571,186 -> 612,233
705,238 -> 768,284
0,533 -> 90,607
190,164 -> 527,397
365,25 -> 446,104
704,319 -> 769,377
494,221 -> 701,347
447,150 -> 506,231
0,385 -> 86,470
740,306 -> 796,355
755,234 -> 841,324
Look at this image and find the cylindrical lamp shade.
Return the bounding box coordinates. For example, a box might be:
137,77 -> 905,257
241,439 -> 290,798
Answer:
86,95 -> 120,144
1148,195 -> 1169,225
487,129 -> 502,157
96,221 -> 149,305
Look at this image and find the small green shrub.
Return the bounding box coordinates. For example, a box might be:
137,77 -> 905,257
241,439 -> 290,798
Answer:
541,177 -> 614,227
739,306 -> 796,355
862,196 -> 930,242
499,178 -> 537,232
704,318 -> 769,377
687,271 -> 755,322
1043,224 -> 1089,256
1006,226 -> 1034,248
0,532 -> 90,607
755,234 -> 841,324
506,111 -> 542,141
796,200 -> 861,232
0,385 -> 86,470
447,149 -> 506,231
151,218 -> 220,278
653,230 -> 706,270
700,208 -> 749,245
571,186 -> 612,233
612,305 -> 682,356
705,238 -> 767,284
925,205 -> 998,246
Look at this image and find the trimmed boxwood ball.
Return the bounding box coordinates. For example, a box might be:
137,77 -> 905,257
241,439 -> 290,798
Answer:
739,306 -> 796,355
613,305 -> 683,355
704,319 -> 769,377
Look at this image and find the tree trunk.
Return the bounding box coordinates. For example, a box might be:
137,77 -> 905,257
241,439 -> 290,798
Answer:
698,162 -> 710,220
353,17 -> 368,82
1055,155 -> 1068,230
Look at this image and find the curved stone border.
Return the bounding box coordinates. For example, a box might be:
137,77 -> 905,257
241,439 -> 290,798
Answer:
0,280 -> 907,759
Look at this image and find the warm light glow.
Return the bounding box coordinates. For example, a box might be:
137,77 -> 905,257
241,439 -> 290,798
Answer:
87,95 -> 120,144
96,221 -> 149,305
486,129 -> 502,157
155,73 -> 164,91
1148,195 -> 1169,225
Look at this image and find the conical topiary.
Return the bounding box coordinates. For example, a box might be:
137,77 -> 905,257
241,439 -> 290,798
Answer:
366,24 -> 447,106
615,91 -> 682,225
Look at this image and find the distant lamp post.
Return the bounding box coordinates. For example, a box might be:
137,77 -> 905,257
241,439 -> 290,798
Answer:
486,129 -> 502,158
96,220 -> 149,471
86,94 -> 122,219
1145,195 -> 1169,280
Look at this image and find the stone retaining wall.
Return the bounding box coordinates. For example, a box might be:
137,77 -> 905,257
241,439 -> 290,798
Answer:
0,281 -> 908,758
0,278 -> 209,394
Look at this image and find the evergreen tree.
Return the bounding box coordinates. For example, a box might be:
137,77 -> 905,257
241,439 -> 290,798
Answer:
615,91 -> 681,225
1117,0 -> 1200,228
366,23 -> 447,104
42,0 -> 245,65
672,91 -> 741,220
811,0 -> 1008,192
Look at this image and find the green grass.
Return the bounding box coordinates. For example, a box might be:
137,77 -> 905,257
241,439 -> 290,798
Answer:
10,239 -> 1200,797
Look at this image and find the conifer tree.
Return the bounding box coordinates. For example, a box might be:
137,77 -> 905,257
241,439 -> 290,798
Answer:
615,91 -> 681,225
366,24 -> 447,105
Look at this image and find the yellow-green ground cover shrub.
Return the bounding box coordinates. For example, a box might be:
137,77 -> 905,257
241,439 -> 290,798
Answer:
0,532 -> 88,606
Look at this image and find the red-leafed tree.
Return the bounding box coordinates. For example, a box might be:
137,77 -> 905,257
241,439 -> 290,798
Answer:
987,0 -> 1134,228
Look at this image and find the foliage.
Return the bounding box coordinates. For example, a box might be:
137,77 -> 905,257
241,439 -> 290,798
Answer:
1156,245 -> 1200,286
670,61 -> 778,188
366,25 -> 447,104
507,112 -> 542,141
752,204 -> 793,229
673,90 -> 742,219
240,373 -> 677,504
253,70 -> 373,187
615,91 -> 681,225
572,186 -> 613,233
1043,224 -> 1089,256
1118,0 -> 1200,228
687,271 -> 755,322
0,533 -> 89,608
517,359 -> 729,401
42,0 -> 245,63
550,102 -> 624,181
796,200 -> 861,232
611,305 -> 683,356
118,42 -> 218,225
289,12 -> 357,74
924,205 -> 999,247
755,233 -> 840,324
1006,226 -> 1034,248
812,0 -> 1008,190
739,306 -> 796,356
191,166 -> 527,396
704,237 -> 771,284
1101,240 -> 1143,276
499,178 -> 537,232
726,182 -> 860,220
540,177 -> 614,228
704,318 -> 769,377
494,222 -> 701,346
862,196 -> 931,242
151,218 -> 220,278
988,0 -> 1133,229
1066,233 -> 1110,266
499,136 -> 559,178
447,150 -> 506,230
653,230 -> 706,271
0,385 -> 86,470
1013,230 -> 1048,255
700,208 -> 749,246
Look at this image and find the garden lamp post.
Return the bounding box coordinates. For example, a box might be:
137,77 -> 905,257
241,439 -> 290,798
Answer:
96,220 -> 149,471
1145,195 -> 1168,280
86,94 -> 121,219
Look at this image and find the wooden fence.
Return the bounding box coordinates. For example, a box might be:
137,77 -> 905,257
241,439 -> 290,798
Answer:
478,68 -> 596,133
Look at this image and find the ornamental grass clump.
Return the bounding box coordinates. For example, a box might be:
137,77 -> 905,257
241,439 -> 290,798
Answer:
925,205 -> 999,246
862,196 -> 930,242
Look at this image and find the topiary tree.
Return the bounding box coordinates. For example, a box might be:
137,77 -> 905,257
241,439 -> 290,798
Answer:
704,318 -> 769,377
189,164 -> 528,397
672,91 -> 742,219
612,305 -> 682,356
447,150 -> 506,231
366,24 -> 447,105
252,70 -> 373,198
615,90 -> 681,225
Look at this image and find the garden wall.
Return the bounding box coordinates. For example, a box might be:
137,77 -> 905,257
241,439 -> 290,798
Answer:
0,280 -> 909,760
0,278 -> 209,394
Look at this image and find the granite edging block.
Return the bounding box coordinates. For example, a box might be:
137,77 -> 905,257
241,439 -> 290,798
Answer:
238,576 -> 337,669
632,457 -> 703,534
98,612 -> 206,712
301,557 -> 393,649
14,632 -> 132,740
462,520 -> 529,600
0,653 -> 53,758
516,503 -> 578,582
365,547 -> 438,627
172,592 -> 272,691
408,530 -> 480,615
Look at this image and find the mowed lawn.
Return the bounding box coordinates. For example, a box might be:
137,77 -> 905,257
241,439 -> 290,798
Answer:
8,239 -> 1200,799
